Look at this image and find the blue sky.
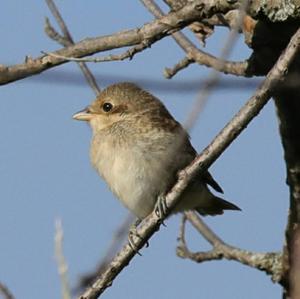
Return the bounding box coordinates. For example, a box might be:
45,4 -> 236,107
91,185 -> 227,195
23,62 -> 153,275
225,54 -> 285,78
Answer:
0,1 -> 287,298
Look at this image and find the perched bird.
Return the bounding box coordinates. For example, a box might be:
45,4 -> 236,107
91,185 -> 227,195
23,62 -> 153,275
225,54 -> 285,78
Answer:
73,82 -> 240,220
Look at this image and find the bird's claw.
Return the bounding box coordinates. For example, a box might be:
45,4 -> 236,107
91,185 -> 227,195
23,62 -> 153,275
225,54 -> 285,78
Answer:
128,219 -> 149,254
155,194 -> 168,221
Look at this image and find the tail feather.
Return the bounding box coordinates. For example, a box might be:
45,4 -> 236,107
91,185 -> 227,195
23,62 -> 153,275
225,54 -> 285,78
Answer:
196,197 -> 241,216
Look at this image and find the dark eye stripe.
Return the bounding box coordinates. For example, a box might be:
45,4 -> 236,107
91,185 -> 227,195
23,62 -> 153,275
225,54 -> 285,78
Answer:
102,102 -> 113,112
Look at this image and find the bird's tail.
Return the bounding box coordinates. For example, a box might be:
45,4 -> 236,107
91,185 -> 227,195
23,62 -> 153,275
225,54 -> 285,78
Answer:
196,196 -> 241,216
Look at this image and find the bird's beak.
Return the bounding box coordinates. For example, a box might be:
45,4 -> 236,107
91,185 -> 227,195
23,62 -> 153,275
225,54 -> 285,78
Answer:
73,107 -> 93,121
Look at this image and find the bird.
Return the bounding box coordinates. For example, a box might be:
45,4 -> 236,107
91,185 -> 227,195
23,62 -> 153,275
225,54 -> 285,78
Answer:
73,82 -> 240,222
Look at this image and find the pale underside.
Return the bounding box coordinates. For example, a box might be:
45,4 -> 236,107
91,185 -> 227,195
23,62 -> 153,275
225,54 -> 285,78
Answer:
90,120 -> 216,219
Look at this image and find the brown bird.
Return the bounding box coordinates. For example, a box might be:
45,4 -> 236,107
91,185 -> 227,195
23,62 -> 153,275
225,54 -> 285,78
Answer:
73,82 -> 240,221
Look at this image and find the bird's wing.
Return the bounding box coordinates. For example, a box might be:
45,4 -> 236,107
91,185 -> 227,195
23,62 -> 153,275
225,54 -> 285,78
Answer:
150,114 -> 225,195
179,129 -> 224,194
202,171 -> 224,194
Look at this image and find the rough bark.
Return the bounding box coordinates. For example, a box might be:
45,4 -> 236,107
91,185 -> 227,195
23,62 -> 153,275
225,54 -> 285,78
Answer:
273,65 -> 300,297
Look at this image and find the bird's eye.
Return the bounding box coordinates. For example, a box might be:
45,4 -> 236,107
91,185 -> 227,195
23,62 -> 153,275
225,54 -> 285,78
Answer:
102,102 -> 113,112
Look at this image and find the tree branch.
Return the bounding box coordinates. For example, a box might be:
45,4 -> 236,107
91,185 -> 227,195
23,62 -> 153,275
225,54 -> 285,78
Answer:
0,0 -> 237,85
164,0 -> 300,22
141,0 -> 250,78
76,214 -> 133,292
0,282 -> 14,299
177,211 -> 283,283
78,26 -> 300,299
41,41 -> 150,63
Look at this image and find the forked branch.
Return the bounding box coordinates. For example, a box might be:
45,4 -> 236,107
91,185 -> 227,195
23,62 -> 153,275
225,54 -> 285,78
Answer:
177,212 -> 283,283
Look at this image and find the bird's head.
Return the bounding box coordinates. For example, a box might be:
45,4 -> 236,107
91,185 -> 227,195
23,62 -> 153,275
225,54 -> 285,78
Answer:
73,82 -> 174,133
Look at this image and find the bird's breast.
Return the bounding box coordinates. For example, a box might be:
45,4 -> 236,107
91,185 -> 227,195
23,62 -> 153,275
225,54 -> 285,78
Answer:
90,133 -> 171,218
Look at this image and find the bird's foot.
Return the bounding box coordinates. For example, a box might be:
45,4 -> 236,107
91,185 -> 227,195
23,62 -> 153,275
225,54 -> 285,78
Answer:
128,218 -> 149,255
155,194 -> 168,224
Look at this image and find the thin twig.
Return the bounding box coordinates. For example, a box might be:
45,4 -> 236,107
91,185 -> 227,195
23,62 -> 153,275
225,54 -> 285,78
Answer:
183,0 -> 248,131
55,219 -> 71,299
78,26 -> 300,299
0,282 -> 14,299
164,57 -> 193,79
140,0 -> 249,78
45,0 -> 101,95
45,0 -> 72,42
41,41 -> 150,63
45,17 -> 68,46
186,211 -> 225,246
177,214 -> 187,247
177,212 -> 284,283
